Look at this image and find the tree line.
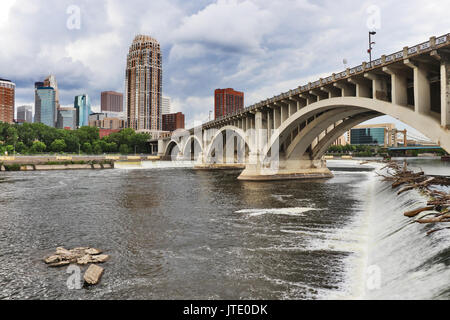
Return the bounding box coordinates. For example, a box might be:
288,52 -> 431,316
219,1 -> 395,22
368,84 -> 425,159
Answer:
0,122 -> 151,155
327,144 -> 446,157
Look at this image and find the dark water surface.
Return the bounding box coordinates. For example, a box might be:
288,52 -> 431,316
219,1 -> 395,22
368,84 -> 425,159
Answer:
0,166 -> 369,299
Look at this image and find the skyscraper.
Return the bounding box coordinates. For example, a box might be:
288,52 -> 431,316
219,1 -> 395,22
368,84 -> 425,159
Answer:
34,75 -> 59,127
35,87 -> 56,127
57,107 -> 77,130
43,75 -> 60,124
17,106 -> 33,123
0,78 -> 15,124
101,91 -> 123,113
74,94 -> 91,128
125,35 -> 162,131
214,88 -> 244,119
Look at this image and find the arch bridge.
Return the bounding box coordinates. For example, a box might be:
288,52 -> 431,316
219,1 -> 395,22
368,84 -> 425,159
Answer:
158,34 -> 450,180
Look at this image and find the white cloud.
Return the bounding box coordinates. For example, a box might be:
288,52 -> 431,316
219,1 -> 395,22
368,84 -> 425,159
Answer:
1,0 -> 449,133
172,0 -> 275,55
0,0 -> 16,26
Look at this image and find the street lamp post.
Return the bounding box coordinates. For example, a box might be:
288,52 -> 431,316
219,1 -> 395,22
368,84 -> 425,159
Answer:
368,31 -> 376,65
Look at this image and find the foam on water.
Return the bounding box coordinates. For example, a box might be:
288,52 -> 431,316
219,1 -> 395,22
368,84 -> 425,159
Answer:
115,160 -> 195,170
271,194 -> 294,202
235,207 -> 320,217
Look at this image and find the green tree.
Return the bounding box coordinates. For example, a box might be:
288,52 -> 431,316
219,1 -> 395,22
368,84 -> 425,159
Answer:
50,139 -> 67,153
30,141 -> 46,153
6,126 -> 18,146
119,144 -> 129,154
82,142 -> 92,154
92,141 -> 102,155
15,141 -> 27,154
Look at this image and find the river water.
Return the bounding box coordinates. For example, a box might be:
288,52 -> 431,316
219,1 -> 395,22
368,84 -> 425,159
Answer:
0,158 -> 448,300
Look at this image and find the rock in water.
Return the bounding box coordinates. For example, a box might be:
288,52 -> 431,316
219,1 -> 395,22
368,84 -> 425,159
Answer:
77,254 -> 92,265
84,264 -> 104,285
48,260 -> 71,267
85,248 -> 102,255
44,255 -> 61,264
56,247 -> 72,256
91,254 -> 110,263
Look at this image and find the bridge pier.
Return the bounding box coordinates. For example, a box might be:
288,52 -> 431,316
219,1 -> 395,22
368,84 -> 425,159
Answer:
237,158 -> 332,181
442,56 -> 450,129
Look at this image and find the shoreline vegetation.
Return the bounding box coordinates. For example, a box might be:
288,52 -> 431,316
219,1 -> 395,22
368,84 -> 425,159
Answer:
326,144 -> 447,158
377,160 -> 450,235
0,122 -> 152,156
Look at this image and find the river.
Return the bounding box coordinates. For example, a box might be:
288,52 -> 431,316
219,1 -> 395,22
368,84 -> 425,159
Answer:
0,158 -> 448,299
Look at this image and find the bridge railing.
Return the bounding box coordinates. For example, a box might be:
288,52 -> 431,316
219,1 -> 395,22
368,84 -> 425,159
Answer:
201,33 -> 449,129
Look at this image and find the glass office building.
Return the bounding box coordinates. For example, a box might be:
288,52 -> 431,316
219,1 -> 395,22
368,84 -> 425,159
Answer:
35,87 -> 56,127
57,107 -> 76,130
74,94 -> 91,128
350,127 -> 386,145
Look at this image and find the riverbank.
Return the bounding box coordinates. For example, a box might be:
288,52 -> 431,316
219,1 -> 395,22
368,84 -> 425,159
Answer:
0,155 -> 162,171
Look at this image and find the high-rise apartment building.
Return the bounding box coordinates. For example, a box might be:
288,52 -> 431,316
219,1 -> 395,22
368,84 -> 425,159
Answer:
17,105 -> 33,123
214,88 -> 244,119
74,94 -> 91,128
125,35 -> 162,131
101,91 -> 123,113
162,97 -> 171,115
0,79 -> 15,124
162,112 -> 185,132
35,87 -> 56,127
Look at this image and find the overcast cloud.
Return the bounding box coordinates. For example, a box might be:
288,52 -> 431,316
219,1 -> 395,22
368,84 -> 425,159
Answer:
0,0 -> 449,137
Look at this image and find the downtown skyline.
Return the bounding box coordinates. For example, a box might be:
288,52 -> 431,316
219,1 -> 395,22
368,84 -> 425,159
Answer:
0,0 -> 449,134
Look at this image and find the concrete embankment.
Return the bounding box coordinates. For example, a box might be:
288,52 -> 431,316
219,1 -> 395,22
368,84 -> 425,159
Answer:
0,155 -> 162,172
0,163 -> 114,171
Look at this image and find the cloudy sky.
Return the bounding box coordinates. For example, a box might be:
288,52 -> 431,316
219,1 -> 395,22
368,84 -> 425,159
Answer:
0,0 -> 448,138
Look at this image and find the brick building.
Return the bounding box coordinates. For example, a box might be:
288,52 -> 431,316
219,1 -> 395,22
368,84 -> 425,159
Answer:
0,79 -> 15,124
101,91 -> 123,112
162,112 -> 185,132
214,88 -> 244,119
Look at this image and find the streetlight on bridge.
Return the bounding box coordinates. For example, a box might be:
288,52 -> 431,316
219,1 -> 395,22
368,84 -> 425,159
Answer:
368,31 -> 376,65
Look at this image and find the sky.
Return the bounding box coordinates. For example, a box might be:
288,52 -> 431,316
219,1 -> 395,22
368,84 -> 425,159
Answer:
0,0 -> 449,139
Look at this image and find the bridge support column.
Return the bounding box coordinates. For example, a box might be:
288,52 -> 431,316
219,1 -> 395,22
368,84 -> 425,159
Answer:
274,107 -> 281,129
441,57 -> 450,129
405,60 -> 431,114
157,139 -> 168,157
364,73 -> 389,101
238,157 -> 332,181
348,77 -> 371,98
383,67 -> 408,106
288,101 -> 297,117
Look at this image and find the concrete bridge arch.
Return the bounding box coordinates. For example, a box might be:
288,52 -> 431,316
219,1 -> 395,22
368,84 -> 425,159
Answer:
261,96 -> 449,163
204,125 -> 253,164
